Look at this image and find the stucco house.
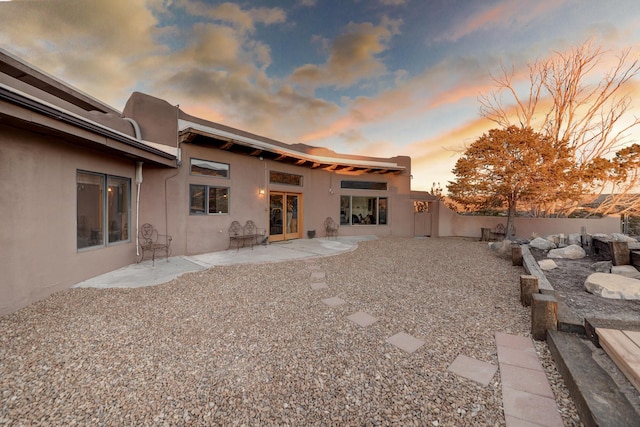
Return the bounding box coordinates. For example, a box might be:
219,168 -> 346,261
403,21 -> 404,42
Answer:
1,49 -> 431,315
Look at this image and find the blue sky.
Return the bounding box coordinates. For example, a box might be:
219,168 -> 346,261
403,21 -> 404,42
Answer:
2,0 -> 640,190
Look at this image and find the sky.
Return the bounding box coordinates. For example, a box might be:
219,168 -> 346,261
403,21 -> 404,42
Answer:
2,0 -> 640,191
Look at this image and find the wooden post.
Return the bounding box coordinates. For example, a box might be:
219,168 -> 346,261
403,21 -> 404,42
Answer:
512,244 -> 523,266
520,275 -> 538,306
481,227 -> 491,241
531,293 -> 557,341
610,241 -> 630,266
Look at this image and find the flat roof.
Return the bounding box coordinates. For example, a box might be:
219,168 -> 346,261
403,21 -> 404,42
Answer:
179,119 -> 405,175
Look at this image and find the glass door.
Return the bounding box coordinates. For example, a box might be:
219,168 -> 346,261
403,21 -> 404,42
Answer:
269,193 -> 284,240
285,194 -> 299,238
269,192 -> 302,241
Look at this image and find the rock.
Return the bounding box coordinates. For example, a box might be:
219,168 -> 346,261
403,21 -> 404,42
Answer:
530,237 -> 556,251
610,233 -> 638,243
591,261 -> 612,273
538,259 -> 558,270
584,272 -> 640,300
567,233 -> 581,246
611,265 -> 640,279
547,245 -> 586,259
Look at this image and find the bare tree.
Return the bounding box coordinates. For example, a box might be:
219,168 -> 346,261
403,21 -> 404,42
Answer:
479,40 -> 640,215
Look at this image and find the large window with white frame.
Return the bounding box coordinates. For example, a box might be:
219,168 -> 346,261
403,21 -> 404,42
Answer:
190,184 -> 229,214
77,171 -> 130,249
340,195 -> 387,225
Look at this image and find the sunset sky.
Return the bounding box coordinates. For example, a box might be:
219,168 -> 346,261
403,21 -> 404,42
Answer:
2,0 -> 640,190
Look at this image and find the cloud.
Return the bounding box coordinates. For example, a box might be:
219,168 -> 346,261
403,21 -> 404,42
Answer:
436,0 -> 566,43
290,16 -> 401,88
0,0 -> 162,106
379,0 -> 407,5
296,54 -> 492,146
180,1 -> 286,33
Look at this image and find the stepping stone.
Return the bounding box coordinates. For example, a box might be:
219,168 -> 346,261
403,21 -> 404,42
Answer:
322,296 -> 346,307
310,282 -> 328,290
386,332 -> 425,353
447,354 -> 498,387
347,311 -> 377,327
310,271 -> 326,280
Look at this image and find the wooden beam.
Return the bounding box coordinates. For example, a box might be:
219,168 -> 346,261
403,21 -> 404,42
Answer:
220,141 -> 234,150
250,149 -> 263,156
597,328 -> 640,393
521,245 -> 554,292
311,162 -> 321,168
178,133 -> 196,144
295,159 -> 306,165
323,164 -> 338,171
274,154 -> 288,161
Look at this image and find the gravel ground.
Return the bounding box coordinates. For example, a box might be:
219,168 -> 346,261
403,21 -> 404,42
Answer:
0,237 -> 581,426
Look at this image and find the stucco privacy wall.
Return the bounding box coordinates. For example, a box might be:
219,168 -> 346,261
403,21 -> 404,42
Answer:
436,203 -> 620,238
0,125 -> 139,315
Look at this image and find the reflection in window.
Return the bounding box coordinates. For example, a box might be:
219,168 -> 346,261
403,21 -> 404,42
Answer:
340,195 -> 387,225
270,171 -> 303,186
77,171 -> 130,250
340,180 -> 387,190
190,184 -> 229,214
190,158 -> 229,178
108,176 -> 130,244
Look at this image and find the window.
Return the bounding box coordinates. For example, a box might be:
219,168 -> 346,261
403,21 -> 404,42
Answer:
270,171 -> 303,186
190,184 -> 229,214
340,195 -> 387,225
77,171 -> 130,249
190,158 -> 229,178
340,180 -> 387,190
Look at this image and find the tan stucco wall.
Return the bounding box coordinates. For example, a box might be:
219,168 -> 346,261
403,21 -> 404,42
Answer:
138,146 -> 414,255
435,203 -> 621,238
0,125 -> 140,315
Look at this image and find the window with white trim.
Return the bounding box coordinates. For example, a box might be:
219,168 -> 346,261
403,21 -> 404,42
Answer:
190,158 -> 229,178
340,196 -> 387,225
190,184 -> 229,214
77,171 -> 130,249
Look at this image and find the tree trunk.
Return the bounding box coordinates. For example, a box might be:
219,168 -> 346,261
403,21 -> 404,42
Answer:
506,197 -> 517,240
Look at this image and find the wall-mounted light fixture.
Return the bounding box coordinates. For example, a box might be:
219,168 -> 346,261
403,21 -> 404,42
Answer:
259,188 -> 265,195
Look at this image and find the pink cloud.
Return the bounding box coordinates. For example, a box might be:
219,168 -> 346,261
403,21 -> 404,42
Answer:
438,0 -> 566,43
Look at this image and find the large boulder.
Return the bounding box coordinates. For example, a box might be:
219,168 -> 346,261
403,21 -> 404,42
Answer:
530,237 -> 556,251
611,265 -> 640,280
584,272 -> 640,300
547,244 -> 586,259
538,259 -> 558,270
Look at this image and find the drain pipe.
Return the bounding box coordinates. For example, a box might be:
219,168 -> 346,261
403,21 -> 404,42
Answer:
135,161 -> 143,256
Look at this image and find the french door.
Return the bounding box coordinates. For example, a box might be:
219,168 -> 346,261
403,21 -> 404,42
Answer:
269,192 -> 302,241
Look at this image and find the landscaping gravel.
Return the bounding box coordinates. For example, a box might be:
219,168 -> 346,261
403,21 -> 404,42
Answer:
0,237 -> 581,426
